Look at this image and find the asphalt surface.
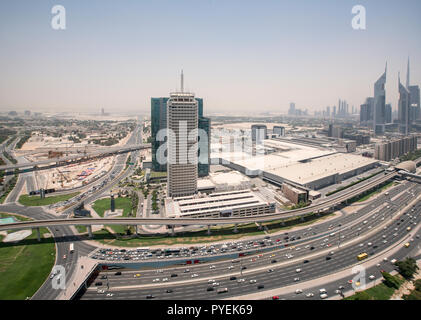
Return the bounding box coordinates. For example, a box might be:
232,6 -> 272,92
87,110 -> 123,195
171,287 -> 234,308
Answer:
79,181 -> 421,300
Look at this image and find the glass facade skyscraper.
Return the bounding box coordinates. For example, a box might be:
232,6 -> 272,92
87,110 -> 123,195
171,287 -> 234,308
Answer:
151,96 -> 210,177
151,97 -> 168,172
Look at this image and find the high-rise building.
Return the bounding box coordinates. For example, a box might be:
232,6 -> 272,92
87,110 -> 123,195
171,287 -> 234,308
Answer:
360,97 -> 374,125
251,125 -> 267,143
151,97 -> 169,172
198,116 -> 210,177
273,126 -> 285,136
373,64 -> 387,135
288,102 -> 296,116
406,58 -> 421,121
167,71 -> 198,198
151,96 -> 208,176
398,73 -> 411,135
385,103 -> 392,124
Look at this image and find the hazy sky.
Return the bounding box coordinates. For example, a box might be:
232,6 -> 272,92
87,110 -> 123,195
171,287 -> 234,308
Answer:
0,0 -> 420,115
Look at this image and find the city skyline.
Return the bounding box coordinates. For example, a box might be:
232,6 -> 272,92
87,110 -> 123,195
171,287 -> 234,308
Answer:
1,0 -> 421,115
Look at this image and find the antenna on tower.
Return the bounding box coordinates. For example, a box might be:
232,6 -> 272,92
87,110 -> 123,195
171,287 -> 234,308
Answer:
181,69 -> 184,92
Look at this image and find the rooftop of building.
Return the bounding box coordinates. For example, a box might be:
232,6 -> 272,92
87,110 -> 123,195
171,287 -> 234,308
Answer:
267,153 -> 378,185
165,189 -> 273,217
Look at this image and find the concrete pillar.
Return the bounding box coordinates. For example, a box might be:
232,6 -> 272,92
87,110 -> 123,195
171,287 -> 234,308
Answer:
87,225 -> 93,238
36,227 -> 41,242
207,225 -> 211,235
233,224 -> 238,233
171,226 -> 175,236
281,221 -> 285,226
300,216 -> 305,222
135,225 -> 138,235
257,223 -> 263,230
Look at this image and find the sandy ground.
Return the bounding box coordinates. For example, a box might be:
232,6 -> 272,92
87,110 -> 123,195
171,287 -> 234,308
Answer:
34,156 -> 114,190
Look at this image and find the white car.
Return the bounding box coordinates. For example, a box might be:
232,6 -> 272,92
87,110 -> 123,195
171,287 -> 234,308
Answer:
208,279 -> 215,283
212,282 -> 220,287
152,278 -> 160,282
249,279 -> 257,283
295,289 -> 303,294
305,292 -> 314,298
320,293 -> 328,299
210,265 -> 216,269
367,242 -> 372,246
296,268 -> 302,273
294,277 -> 300,282
106,293 -> 114,297
191,274 -> 198,278
369,275 -> 376,280
237,278 -> 245,283
162,278 -> 169,282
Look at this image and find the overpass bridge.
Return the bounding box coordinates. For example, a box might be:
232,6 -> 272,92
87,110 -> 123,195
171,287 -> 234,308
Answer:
0,171 -> 398,237
0,143 -> 151,172
398,170 -> 421,182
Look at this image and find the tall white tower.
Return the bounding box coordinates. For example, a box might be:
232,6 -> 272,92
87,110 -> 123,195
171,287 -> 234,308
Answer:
167,72 -> 198,198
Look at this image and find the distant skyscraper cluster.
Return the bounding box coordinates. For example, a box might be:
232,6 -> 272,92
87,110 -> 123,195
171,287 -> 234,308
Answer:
315,100 -> 355,119
288,102 -> 308,116
359,58 -> 420,135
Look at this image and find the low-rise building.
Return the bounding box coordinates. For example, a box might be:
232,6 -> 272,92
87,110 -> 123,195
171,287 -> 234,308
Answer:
165,189 -> 275,218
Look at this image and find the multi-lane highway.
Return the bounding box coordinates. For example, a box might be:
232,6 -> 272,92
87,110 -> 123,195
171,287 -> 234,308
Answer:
78,181 -> 421,300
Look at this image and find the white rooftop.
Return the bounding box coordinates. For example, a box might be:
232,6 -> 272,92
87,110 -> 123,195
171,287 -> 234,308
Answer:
268,153 -> 379,185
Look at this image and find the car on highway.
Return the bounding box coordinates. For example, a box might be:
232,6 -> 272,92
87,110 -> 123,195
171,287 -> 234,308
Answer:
230,276 -> 237,281
268,269 -> 274,273
295,289 -> 303,294
166,289 -> 173,293
296,268 -> 302,273
249,279 -> 257,283
305,292 -> 314,297
369,275 -> 376,280
257,284 -> 265,289
217,288 -> 228,294
146,295 -> 155,299
294,277 -> 300,282
134,273 -> 141,278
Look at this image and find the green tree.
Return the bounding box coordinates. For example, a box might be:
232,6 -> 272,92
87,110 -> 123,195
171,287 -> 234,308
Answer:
395,257 -> 419,280
381,271 -> 401,289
